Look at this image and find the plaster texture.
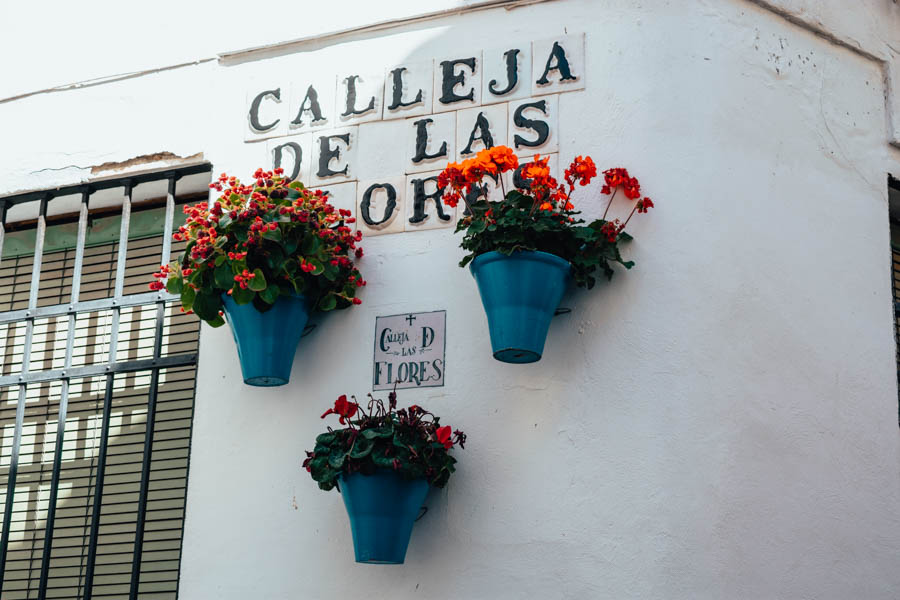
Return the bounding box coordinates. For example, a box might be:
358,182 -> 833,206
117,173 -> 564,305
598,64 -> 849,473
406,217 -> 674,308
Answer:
3,1 -> 900,598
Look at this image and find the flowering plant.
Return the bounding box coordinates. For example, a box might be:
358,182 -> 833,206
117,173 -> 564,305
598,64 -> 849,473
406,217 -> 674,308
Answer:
149,168 -> 365,326
438,146 -> 654,288
304,391 -> 465,491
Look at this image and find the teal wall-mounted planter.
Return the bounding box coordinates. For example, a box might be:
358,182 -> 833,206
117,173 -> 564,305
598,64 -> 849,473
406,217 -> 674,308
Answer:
338,470 -> 429,565
470,250 -> 571,363
221,294 -> 311,386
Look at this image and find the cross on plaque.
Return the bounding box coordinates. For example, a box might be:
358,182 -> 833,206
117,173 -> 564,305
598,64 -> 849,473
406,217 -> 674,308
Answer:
405,314 -> 417,325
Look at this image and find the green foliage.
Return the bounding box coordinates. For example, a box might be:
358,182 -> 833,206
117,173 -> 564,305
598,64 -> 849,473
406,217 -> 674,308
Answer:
150,168 -> 365,327
304,393 -> 465,492
457,192 -> 634,289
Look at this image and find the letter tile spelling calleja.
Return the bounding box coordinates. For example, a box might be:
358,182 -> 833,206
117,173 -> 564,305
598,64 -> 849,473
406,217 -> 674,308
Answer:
507,94 -> 559,157
357,177 -> 407,236
406,112 -> 456,174
531,34 -> 585,96
311,127 -> 359,186
482,44 -> 532,105
267,133 -> 313,183
288,78 -> 337,134
432,53 -> 483,113
383,60 -> 434,121
336,73 -> 385,125
405,170 -> 457,232
245,84 -> 288,142
456,103 -> 508,161
238,34 -> 589,241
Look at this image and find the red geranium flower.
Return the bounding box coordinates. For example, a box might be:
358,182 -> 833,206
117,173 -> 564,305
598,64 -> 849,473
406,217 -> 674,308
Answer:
321,394 -> 359,424
435,425 -> 453,450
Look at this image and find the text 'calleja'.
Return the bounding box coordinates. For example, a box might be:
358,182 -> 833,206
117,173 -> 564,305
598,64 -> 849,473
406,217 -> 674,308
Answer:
243,34 -> 585,237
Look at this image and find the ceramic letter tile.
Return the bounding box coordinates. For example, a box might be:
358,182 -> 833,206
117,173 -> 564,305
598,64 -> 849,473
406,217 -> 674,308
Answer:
532,33 -> 585,95
335,73 -> 384,125
357,177 -> 406,236
266,133 -> 313,183
507,95 -> 559,157
383,60 -> 433,120
287,77 -> 337,134
432,52 -> 482,113
405,112 -> 456,174
482,44 -> 532,105
245,84 -> 288,142
405,171 -> 457,232
456,103 -> 508,160
310,127 -> 359,186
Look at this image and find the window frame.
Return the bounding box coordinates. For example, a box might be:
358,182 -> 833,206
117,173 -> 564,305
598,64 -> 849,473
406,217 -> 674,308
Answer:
0,164 -> 211,599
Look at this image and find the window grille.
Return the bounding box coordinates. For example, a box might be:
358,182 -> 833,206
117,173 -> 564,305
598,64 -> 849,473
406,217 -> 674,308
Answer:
0,164 -> 210,599
893,243 -> 900,424
892,174 -> 900,425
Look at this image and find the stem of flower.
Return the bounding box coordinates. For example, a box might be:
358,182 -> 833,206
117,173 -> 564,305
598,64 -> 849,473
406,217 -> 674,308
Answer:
622,203 -> 639,230
460,193 -> 475,218
602,187 -> 618,220
528,194 -> 539,217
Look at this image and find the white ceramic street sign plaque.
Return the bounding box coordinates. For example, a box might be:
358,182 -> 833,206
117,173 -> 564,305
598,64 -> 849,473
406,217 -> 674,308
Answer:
373,310 -> 446,390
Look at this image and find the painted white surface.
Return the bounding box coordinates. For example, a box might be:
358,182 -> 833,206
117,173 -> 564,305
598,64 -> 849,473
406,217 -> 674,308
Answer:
3,1 -> 900,598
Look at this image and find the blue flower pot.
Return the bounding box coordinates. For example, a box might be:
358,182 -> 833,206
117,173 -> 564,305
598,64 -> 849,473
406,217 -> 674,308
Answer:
220,294 -> 311,387
338,470 -> 429,564
469,250 -> 571,363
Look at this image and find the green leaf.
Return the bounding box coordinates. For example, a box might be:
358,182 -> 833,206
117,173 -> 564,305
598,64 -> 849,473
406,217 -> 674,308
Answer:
318,294 -> 336,311
214,254 -> 226,266
231,285 -> 253,305
283,230 -> 300,254
301,235 -> 320,255
372,453 -> 396,469
248,268 -> 266,291
265,246 -> 286,272
192,291 -> 220,322
323,263 -> 338,281
362,426 -> 393,439
349,436 -> 374,459
207,314 -> 225,328
316,432 -> 336,445
328,448 -> 346,469
307,258 -> 324,276
260,283 -> 280,305
166,277 -> 183,294
217,213 -> 233,229
309,456 -> 329,479
180,286 -> 196,312
261,227 -> 282,242
214,262 -> 234,289
468,219 -> 487,234
291,277 -> 307,295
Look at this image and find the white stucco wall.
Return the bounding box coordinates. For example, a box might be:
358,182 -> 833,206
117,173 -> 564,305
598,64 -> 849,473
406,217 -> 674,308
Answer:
4,1 -> 900,598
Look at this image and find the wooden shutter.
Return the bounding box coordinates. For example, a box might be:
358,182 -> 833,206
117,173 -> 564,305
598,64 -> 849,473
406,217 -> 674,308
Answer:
0,166 -> 207,599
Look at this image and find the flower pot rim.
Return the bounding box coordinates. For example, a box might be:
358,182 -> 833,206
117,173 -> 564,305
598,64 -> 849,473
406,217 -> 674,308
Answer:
469,249 -> 571,275
337,469 -> 431,487
221,292 -> 310,310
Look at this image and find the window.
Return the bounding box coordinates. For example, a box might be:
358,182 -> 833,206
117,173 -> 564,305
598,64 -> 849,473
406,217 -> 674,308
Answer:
891,174 -> 900,424
0,164 -> 210,599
